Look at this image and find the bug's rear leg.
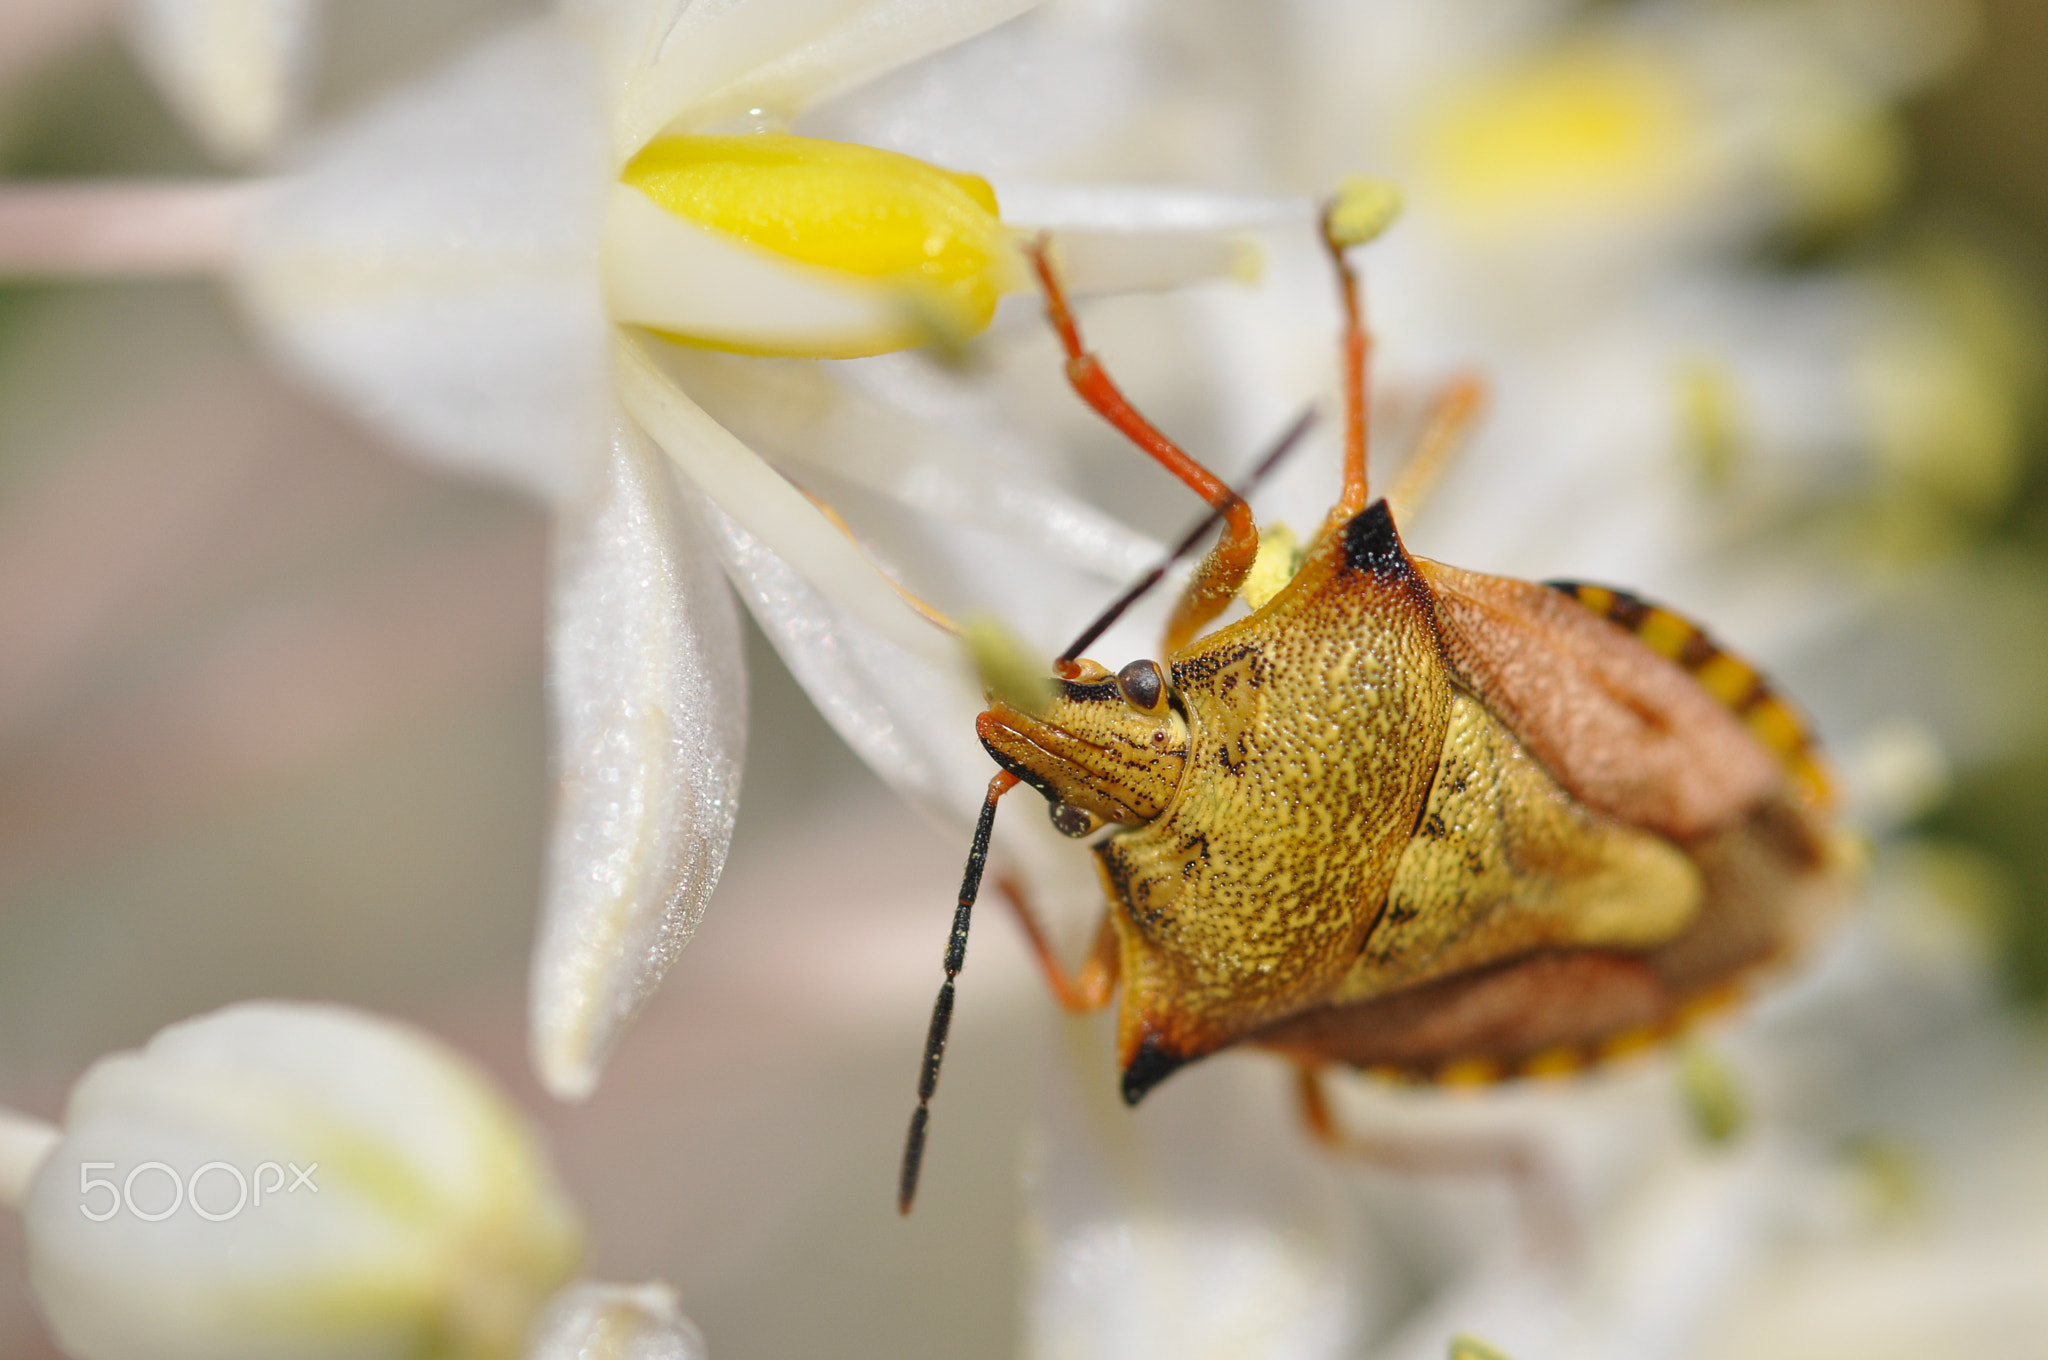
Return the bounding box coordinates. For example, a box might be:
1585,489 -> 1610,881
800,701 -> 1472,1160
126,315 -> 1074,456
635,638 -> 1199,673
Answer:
1025,237 -> 1257,656
995,874 -> 1117,1013
1386,374 -> 1487,524
1294,1063 -> 1576,1264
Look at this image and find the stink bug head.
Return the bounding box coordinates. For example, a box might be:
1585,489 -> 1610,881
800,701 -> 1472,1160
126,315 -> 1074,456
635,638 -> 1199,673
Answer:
976,661 -> 1191,835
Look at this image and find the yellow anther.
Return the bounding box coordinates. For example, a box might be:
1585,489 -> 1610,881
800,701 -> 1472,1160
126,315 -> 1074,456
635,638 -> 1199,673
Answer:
1449,1336 -> 1515,1360
1326,177 -> 1405,247
622,133 -> 1016,354
1678,1042 -> 1746,1146
1676,358 -> 1744,487
1418,41 -> 1700,228
963,613 -> 1055,719
1843,1135 -> 1924,1226
1241,522 -> 1303,611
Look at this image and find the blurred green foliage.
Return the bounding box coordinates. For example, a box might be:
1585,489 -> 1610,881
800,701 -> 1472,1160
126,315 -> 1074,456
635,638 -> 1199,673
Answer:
1926,736 -> 2048,1001
1907,0 -> 2048,1005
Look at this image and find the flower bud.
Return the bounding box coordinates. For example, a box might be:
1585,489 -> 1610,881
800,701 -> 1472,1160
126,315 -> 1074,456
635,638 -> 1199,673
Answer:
126,0 -> 316,163
22,1002 -> 583,1360
528,1282 -> 708,1360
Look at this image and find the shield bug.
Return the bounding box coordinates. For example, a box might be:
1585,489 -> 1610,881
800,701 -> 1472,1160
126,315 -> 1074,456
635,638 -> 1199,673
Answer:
896,193 -> 1857,1214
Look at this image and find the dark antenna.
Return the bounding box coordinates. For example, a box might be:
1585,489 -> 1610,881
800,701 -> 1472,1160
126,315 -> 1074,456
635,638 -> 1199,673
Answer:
898,770 -> 1017,1214
1058,404 -> 1318,665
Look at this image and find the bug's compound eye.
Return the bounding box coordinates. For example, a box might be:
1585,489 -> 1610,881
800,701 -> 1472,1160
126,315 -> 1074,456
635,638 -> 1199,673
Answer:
1116,659 -> 1168,715
1049,802 -> 1102,838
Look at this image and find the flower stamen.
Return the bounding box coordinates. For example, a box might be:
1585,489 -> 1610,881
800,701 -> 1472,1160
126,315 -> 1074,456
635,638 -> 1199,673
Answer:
611,133 -> 1018,357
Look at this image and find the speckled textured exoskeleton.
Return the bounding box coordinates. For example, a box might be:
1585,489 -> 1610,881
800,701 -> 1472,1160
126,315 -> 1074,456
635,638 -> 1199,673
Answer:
895,215 -> 1857,1214
981,503 -> 1850,1106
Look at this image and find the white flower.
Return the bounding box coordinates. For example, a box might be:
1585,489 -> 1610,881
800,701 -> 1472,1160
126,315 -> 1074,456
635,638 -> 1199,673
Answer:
7,4 -> 2039,1358
206,0 -> 1284,1104
3,1001 -> 585,1360
0,0 -> 1295,1107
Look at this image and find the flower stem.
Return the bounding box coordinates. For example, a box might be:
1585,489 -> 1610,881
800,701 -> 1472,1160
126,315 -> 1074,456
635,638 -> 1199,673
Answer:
0,1107 -> 58,1208
0,180 -> 260,278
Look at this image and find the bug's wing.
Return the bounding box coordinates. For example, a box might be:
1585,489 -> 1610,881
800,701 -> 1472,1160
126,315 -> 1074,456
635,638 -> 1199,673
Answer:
1253,563 -> 1852,1082
1415,560 -> 1787,841
1545,580 -> 1834,807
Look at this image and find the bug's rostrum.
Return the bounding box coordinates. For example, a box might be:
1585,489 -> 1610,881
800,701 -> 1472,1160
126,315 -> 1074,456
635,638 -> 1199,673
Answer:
975,668 -> 1190,830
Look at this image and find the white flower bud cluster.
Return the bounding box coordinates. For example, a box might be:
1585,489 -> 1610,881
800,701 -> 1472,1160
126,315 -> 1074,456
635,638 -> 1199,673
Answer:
2,1002 -> 703,1360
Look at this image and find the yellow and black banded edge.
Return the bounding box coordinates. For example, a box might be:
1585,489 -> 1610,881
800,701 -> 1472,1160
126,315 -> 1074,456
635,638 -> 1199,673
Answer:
1546,580 -> 1835,810
1363,981 -> 1746,1089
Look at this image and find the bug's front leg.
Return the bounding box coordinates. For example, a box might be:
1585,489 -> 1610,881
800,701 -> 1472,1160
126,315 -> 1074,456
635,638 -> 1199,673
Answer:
1293,1064 -> 1577,1264
1024,236 -> 1258,656
995,874 -> 1117,1013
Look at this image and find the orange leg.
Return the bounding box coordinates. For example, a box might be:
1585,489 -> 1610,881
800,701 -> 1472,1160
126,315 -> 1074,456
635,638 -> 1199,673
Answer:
1386,373 -> 1487,524
1026,237 -> 1257,657
1294,1064 -> 1576,1263
1319,207 -> 1374,521
996,875 -> 1117,1013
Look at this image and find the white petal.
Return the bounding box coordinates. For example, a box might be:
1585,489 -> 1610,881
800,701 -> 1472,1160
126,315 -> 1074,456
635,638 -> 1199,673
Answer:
1024,1031 -> 1380,1360
0,1108 -> 58,1208
569,0 -> 869,155
693,443 -> 1115,943
126,0 -> 316,163
1702,1227 -> 2048,1360
235,19 -> 612,503
23,1002 -> 583,1360
604,183 -> 904,353
996,183 -> 1308,234
528,1281 -> 708,1360
567,0 -> 1043,157
659,347 -> 1162,582
612,334 -> 956,665
696,496 -> 986,821
533,417 -> 746,1102
683,0 -> 1044,137
1367,1144 -> 1788,1360
997,183 -> 1306,294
